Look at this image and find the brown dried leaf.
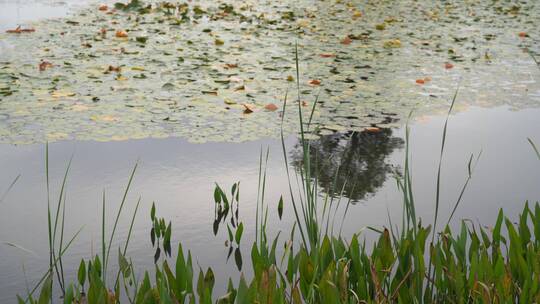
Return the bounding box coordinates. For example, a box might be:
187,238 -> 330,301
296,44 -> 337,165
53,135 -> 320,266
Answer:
243,103 -> 255,113
115,30 -> 128,38
39,61 -> 53,71
264,103 -> 278,111
365,127 -> 381,133
341,36 -> 352,45
6,26 -> 35,34
108,65 -> 121,73
320,53 -> 335,58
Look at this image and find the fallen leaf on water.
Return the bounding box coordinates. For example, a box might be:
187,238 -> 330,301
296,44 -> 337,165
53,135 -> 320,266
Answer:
341,36 -> 352,45
352,10 -> 362,19
91,115 -> 117,122
233,85 -> 245,91
416,79 -> 425,84
215,39 -> 224,45
6,27 -> 20,33
39,61 -> 53,71
72,104 -> 89,112
6,26 -> 35,34
375,23 -> 386,30
324,124 -> 345,131
115,75 -> 128,81
131,66 -> 145,71
51,90 -> 76,98
302,101 -> 308,107
224,98 -> 236,105
107,65 -> 121,73
320,53 -> 335,58
136,36 -> 148,43
225,63 -> 238,69
309,79 -> 321,85
445,63 -> 454,69
243,103 -> 255,113
229,76 -> 242,83
365,127 -> 381,133
296,19 -> 310,28
383,39 -> 401,48
115,30 -> 128,38
518,32 -> 528,38
46,132 -> 68,141
98,4 -> 108,11
264,103 -> 278,111
287,75 -> 294,82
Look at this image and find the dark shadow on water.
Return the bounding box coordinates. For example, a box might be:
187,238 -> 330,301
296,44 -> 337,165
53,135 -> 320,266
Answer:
291,128 -> 404,202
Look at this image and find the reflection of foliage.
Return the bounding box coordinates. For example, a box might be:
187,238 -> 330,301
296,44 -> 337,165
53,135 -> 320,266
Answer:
292,128 -> 404,202
212,182 -> 243,271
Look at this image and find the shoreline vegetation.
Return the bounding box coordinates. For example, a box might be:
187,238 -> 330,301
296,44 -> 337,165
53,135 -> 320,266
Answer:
11,49 -> 540,303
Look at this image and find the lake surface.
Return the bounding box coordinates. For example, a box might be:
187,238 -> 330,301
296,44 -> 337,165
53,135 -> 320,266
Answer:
0,0 -> 539,301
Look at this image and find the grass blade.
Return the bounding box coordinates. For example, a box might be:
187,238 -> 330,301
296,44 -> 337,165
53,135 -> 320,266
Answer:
0,174 -> 20,205
528,138 -> 540,160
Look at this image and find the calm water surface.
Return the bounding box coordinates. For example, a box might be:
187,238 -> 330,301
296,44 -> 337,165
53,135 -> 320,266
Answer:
0,0 -> 539,301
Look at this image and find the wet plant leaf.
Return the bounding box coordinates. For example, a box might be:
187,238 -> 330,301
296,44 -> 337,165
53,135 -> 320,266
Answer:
278,196 -> 283,220
234,247 -> 242,271
235,222 -> 243,245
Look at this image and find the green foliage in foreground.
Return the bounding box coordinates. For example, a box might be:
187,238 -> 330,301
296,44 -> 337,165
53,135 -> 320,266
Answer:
21,200 -> 540,304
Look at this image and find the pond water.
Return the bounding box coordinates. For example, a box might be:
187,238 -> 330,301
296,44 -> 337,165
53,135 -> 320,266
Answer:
0,0 -> 539,301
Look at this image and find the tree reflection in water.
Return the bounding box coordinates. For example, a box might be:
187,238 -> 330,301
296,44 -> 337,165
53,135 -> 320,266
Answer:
292,128 -> 404,202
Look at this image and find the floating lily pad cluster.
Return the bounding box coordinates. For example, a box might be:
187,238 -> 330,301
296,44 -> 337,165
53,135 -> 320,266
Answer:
0,0 -> 538,144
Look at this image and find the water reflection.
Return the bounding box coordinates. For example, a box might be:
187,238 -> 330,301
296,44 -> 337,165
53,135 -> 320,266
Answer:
292,128 -> 404,202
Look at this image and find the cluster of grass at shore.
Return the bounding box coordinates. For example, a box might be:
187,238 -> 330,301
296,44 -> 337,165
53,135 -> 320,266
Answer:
15,49 -> 540,303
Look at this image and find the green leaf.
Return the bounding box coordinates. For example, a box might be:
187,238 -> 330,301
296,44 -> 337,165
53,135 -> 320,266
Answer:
136,36 -> 148,43
278,196 -> 283,220
231,183 -> 237,198
235,222 -> 244,244
227,224 -> 233,242
16,295 -> 25,304
214,185 -> 221,204
154,246 -> 161,263
164,222 -> 172,256
63,284 -> 74,304
77,259 -> 86,287
234,247 -> 243,271
37,274 -> 52,304
118,249 -> 130,278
